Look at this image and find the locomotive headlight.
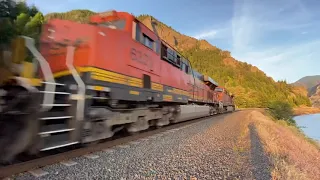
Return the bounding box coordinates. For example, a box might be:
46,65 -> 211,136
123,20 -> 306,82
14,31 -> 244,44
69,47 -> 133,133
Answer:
98,32 -> 106,36
48,28 -> 55,39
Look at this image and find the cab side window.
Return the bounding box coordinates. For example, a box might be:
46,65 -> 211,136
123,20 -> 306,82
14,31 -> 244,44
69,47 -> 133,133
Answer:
176,55 -> 181,67
161,43 -> 168,59
132,21 -> 140,42
132,20 -> 190,74
132,21 -> 156,52
143,34 -> 154,50
167,48 -> 175,62
183,63 -> 190,74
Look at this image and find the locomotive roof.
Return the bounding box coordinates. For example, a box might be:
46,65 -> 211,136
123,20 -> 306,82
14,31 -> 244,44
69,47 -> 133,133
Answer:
204,76 -> 219,87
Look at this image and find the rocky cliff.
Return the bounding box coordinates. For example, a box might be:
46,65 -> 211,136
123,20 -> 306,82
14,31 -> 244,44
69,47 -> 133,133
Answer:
309,84 -> 320,107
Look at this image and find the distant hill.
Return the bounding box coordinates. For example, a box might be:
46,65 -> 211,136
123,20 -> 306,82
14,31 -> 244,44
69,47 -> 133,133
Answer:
293,75 -> 320,92
44,10 -> 312,108
293,75 -> 320,107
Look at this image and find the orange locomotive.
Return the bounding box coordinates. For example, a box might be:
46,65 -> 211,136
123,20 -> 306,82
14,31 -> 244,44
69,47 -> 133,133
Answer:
0,10 -> 235,162
214,86 -> 235,113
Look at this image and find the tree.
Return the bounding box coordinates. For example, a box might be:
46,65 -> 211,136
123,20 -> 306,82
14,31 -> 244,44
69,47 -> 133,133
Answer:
0,1 -> 43,46
0,0 -> 17,46
25,12 -> 44,37
268,100 -> 297,125
0,0 -> 43,64
0,0 -> 17,20
0,18 -> 15,46
14,12 -> 30,35
15,1 -> 29,14
28,5 -> 39,17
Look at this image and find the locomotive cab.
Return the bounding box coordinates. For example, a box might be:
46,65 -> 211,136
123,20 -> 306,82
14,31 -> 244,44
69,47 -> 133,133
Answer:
214,86 -> 235,112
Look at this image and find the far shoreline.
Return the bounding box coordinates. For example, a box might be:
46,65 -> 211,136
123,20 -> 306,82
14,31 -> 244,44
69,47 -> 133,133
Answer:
237,107 -> 320,117
293,107 -> 320,116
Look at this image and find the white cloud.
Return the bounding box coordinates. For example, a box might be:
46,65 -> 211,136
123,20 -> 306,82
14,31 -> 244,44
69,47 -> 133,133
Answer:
191,0 -> 319,82
229,0 -> 320,82
193,30 -> 218,39
192,25 -> 232,40
233,39 -> 320,82
230,0 -> 315,51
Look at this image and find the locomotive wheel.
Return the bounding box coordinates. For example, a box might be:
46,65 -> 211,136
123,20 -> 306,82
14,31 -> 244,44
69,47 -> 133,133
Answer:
0,85 -> 40,163
127,116 -> 149,133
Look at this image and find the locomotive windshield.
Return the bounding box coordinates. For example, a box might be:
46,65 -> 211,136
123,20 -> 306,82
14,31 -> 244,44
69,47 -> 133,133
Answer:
90,19 -> 126,30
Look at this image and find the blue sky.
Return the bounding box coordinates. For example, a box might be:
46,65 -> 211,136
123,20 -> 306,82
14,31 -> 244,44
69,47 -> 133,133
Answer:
26,0 -> 320,83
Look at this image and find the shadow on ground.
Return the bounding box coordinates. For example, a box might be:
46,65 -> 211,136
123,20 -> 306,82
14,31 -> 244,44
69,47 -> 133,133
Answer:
249,123 -> 272,180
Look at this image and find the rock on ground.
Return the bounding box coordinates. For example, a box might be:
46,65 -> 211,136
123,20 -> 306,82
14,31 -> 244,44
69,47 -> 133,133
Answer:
13,110 -> 271,180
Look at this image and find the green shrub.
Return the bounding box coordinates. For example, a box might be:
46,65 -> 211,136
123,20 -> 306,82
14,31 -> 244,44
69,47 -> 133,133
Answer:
268,101 -> 296,126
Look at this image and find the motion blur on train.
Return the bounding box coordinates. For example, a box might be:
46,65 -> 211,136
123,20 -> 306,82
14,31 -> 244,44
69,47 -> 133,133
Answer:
0,10 -> 235,163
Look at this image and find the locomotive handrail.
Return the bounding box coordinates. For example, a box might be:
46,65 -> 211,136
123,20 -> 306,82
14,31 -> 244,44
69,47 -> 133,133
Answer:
66,46 -> 85,122
22,36 -> 56,111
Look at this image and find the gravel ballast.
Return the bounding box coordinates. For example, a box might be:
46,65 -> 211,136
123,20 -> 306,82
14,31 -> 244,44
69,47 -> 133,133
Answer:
12,111 -> 271,180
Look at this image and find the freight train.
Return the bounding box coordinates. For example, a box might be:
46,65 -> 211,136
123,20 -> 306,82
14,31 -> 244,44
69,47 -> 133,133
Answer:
0,10 -> 235,163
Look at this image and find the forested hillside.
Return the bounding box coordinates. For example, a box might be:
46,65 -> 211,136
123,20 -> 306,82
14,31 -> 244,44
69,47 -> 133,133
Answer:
1,2 -> 311,107
44,10 -> 95,23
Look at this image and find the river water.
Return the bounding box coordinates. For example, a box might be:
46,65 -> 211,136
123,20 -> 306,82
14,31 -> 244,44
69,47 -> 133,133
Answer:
294,114 -> 320,142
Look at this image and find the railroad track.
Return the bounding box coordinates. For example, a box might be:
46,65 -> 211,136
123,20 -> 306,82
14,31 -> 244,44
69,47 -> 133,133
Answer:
0,112 -> 231,179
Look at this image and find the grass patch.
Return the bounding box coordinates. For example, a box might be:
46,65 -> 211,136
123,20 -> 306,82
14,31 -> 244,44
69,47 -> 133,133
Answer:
249,110 -> 320,180
266,101 -> 319,149
271,154 -> 307,180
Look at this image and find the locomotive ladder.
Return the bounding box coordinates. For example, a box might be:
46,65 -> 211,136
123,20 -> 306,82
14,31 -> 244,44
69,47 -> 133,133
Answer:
22,36 -> 84,151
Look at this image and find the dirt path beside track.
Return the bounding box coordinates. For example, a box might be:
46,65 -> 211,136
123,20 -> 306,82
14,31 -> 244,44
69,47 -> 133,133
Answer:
12,110 -> 273,180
